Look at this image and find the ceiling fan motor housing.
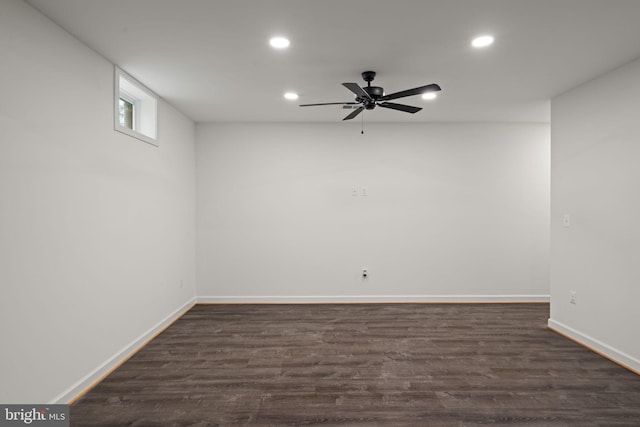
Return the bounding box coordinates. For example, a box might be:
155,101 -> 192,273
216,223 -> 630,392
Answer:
363,86 -> 384,99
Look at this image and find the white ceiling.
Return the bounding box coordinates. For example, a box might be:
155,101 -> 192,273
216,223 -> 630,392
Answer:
25,0 -> 640,123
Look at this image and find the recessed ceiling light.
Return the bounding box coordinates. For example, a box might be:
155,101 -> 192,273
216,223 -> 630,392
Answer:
422,92 -> 437,100
269,36 -> 290,49
472,35 -> 494,48
284,92 -> 299,100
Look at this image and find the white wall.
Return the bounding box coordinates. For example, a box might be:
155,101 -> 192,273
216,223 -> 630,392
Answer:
0,0 -> 196,403
549,57 -> 640,372
196,122 -> 550,302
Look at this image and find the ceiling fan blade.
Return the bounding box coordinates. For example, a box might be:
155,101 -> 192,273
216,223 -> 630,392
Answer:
378,102 -> 422,114
378,83 -> 441,101
342,106 -> 364,121
342,82 -> 372,100
299,102 -> 360,107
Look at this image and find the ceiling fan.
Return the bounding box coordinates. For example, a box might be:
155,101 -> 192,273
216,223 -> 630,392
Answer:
300,71 -> 441,121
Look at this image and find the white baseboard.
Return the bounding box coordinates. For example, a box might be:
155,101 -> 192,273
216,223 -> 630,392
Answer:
548,319 -> 640,375
197,294 -> 550,304
51,297 -> 196,404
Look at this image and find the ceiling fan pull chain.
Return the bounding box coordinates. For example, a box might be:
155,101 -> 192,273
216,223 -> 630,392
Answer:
361,110 -> 364,134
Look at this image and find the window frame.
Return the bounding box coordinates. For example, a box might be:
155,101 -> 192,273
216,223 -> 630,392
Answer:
114,66 -> 158,146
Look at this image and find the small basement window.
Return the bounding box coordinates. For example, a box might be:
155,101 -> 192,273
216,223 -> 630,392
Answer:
119,96 -> 134,130
114,66 -> 158,145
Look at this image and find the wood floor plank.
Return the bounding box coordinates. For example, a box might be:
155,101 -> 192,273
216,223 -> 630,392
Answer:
70,304 -> 640,426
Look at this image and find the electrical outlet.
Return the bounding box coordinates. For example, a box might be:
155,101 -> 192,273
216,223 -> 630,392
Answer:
569,291 -> 577,304
362,268 -> 368,279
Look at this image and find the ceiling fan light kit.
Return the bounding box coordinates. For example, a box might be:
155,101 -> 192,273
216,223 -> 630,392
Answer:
299,70 -> 441,122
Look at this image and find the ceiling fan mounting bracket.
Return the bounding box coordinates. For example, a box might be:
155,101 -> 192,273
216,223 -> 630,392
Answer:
361,71 -> 376,83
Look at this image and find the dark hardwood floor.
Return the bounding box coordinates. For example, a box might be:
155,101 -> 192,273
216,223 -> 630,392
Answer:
71,304 -> 640,426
